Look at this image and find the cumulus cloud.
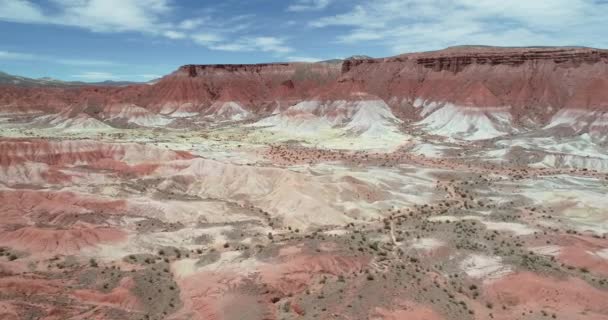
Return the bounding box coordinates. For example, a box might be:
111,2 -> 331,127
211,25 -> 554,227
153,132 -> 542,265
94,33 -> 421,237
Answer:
287,0 -> 332,12
311,0 -> 608,52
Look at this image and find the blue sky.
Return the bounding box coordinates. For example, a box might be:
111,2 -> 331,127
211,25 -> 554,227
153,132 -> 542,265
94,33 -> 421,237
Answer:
1,0 -> 607,81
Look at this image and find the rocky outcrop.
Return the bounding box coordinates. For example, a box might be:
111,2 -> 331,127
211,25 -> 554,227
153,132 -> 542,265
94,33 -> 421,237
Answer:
409,47 -> 606,72
0,62 -> 342,115
144,62 -> 342,114
342,46 -> 608,73
1,46 -> 607,122
332,47 -> 608,121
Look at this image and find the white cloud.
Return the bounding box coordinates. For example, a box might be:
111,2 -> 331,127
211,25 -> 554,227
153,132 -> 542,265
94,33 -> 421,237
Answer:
208,37 -> 293,55
286,56 -> 322,62
0,50 -> 37,60
0,0 -> 172,33
0,0 -> 45,23
72,71 -> 117,80
209,43 -> 247,52
0,50 -> 117,66
310,4 -> 375,28
163,30 -> 186,39
253,37 -> 293,54
191,33 -> 223,45
178,18 -> 207,30
71,71 -> 160,81
311,0 -> 608,53
55,58 -> 118,66
0,1 -> 295,55
287,0 -> 331,12
58,0 -> 172,32
138,74 -> 161,80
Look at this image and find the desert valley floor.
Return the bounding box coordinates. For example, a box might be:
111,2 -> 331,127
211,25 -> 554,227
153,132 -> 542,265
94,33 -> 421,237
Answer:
1,105 -> 608,320
1,47 -> 608,320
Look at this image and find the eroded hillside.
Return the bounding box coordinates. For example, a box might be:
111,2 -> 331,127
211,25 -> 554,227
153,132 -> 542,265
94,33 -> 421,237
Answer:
1,46 -> 607,320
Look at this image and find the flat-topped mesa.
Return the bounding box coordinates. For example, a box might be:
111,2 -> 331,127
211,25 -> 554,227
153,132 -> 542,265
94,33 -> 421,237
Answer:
133,61 -> 344,114
1,46 -> 608,123
341,58 -> 375,74
412,47 -> 608,73
160,62 -> 341,98
178,63 -> 292,77
342,47 -> 608,74
333,46 -> 608,119
171,62 -> 342,80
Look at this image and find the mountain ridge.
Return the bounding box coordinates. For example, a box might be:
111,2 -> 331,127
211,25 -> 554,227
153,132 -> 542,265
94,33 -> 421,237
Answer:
1,46 -> 608,124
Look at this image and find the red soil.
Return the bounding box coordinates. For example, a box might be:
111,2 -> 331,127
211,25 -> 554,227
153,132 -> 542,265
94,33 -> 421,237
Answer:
554,235 -> 608,276
0,276 -> 64,296
88,159 -> 161,177
0,139 -> 193,167
173,251 -> 369,320
0,226 -> 126,255
259,252 -> 369,295
0,275 -> 132,320
483,272 -> 608,320
0,190 -> 127,225
0,301 -> 19,320
372,300 -> 444,320
171,271 -> 257,320
72,277 -> 141,311
0,190 -> 128,256
0,138 -> 193,184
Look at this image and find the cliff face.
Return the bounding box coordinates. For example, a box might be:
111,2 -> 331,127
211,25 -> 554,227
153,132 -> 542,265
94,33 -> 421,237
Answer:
332,47 -> 608,121
1,46 -> 608,121
341,47 -> 608,74
0,62 -> 342,114
410,47 -> 607,72
142,62 -> 342,113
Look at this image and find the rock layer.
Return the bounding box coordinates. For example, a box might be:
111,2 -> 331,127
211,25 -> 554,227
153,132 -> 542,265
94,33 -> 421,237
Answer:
1,46 -> 607,123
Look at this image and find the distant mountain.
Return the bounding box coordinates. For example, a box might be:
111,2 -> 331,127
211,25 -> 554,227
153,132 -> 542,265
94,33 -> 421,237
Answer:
0,71 -> 140,87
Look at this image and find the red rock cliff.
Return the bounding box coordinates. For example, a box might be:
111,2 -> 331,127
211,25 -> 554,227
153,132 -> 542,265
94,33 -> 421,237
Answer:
332,47 -> 608,120
1,46 -> 607,120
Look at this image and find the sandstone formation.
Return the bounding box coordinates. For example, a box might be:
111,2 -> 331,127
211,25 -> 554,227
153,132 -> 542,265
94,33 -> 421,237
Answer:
1,46 -> 608,320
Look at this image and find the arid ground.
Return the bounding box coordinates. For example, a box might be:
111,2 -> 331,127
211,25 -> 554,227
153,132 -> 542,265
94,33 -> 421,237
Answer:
1,47 -> 608,320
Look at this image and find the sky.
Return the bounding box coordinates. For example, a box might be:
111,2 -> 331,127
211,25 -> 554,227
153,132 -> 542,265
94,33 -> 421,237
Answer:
0,0 -> 607,81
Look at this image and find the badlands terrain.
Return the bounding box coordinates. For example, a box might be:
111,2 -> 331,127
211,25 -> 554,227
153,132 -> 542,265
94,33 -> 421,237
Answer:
0,46 -> 608,320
